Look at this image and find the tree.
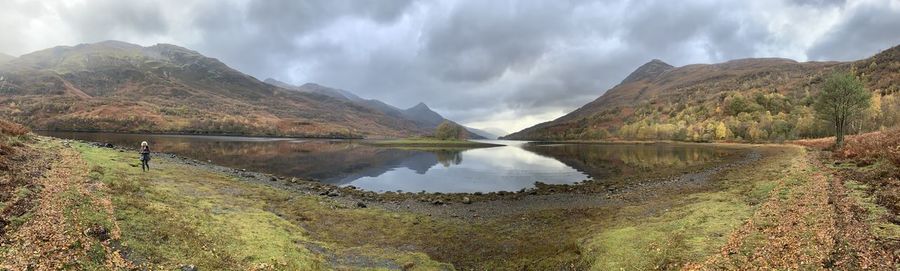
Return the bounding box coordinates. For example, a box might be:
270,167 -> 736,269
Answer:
714,121 -> 730,140
814,72 -> 871,147
434,120 -> 466,140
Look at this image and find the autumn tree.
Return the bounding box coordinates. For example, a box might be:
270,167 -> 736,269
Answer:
714,121 -> 730,140
814,72 -> 871,147
435,120 -> 466,140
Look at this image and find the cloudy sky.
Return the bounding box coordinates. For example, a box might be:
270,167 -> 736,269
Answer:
2,0 -> 899,135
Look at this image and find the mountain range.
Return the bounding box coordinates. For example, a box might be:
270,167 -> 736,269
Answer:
263,79 -> 494,139
504,45 -> 900,141
0,41 -> 486,139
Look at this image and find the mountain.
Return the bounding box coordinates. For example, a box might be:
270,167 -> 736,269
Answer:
402,102 -> 445,127
0,40 -> 426,138
262,80 -> 486,139
504,45 -> 900,141
264,79 -> 363,102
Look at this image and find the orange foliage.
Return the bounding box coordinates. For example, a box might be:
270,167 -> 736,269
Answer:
833,129 -> 900,166
0,118 -> 29,136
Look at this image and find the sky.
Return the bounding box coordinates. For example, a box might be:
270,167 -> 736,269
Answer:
2,0 -> 899,135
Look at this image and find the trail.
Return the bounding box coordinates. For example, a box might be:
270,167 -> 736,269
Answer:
1,142 -> 131,270
686,152 -> 896,270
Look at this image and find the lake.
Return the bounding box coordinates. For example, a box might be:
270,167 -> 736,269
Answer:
40,132 -> 739,193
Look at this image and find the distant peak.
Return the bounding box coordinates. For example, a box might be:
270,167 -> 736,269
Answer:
648,59 -> 669,66
409,102 -> 430,110
620,59 -> 674,84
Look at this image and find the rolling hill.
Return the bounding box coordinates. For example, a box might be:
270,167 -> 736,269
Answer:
0,41 -> 433,138
504,45 -> 900,142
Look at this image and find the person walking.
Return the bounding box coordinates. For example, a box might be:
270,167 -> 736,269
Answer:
140,141 -> 151,172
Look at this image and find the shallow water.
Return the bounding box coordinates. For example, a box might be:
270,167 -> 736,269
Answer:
41,132 -> 737,193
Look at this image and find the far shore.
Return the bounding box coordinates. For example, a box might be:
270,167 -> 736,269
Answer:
361,138 -> 505,148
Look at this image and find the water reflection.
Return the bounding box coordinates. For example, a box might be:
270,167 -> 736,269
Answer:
40,132 -> 736,193
522,143 -> 731,179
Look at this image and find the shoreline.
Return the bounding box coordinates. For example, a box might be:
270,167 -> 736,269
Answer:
70,136 -> 762,212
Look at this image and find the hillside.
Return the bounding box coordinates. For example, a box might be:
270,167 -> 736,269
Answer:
0,41 -> 428,138
504,45 -> 900,141
263,79 -> 487,139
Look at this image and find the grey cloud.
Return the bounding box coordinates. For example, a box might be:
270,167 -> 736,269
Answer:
807,2 -> 900,61
58,0 -> 169,40
788,0 -> 847,7
421,1 -> 578,82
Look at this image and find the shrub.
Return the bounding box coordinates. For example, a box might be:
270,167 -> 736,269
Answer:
0,119 -> 29,136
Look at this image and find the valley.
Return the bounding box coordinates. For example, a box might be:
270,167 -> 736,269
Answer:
0,22 -> 897,271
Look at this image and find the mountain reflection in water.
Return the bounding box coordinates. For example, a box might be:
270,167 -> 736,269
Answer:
39,132 -> 736,193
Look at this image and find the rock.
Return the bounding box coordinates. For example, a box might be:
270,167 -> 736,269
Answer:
104,143 -> 114,148
401,262 -> 415,270
431,199 -> 444,205
462,197 -> 472,204
356,202 -> 367,208
83,225 -> 110,241
269,176 -> 277,182
289,178 -> 299,183
180,265 -> 198,271
327,190 -> 341,197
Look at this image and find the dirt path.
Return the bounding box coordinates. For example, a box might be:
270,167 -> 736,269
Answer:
687,152 -> 896,270
1,142 -> 131,270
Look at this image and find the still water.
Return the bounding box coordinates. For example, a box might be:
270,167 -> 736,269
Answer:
40,132 -> 736,193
